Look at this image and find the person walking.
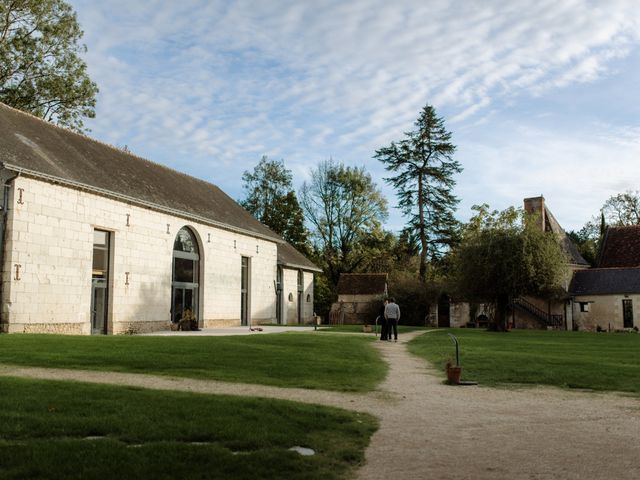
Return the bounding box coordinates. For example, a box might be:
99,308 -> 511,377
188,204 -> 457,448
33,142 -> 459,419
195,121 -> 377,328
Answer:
378,299 -> 388,341
384,297 -> 400,342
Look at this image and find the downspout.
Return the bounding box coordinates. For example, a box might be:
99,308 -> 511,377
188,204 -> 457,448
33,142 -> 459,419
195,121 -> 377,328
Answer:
0,170 -> 20,332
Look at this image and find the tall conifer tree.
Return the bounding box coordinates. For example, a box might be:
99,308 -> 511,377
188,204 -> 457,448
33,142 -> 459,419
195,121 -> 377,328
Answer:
375,104 -> 462,281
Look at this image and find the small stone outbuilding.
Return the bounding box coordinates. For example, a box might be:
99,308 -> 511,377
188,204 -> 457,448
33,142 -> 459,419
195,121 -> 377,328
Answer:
331,273 -> 388,325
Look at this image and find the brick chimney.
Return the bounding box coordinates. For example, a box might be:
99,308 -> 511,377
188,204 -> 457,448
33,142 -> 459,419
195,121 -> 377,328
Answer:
523,196 -> 546,231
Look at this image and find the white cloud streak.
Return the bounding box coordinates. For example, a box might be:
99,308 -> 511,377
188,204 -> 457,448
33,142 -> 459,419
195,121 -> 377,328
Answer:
69,0 -> 640,229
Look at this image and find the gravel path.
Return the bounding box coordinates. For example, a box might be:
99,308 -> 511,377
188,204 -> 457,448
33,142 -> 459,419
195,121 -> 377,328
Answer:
1,330 -> 639,479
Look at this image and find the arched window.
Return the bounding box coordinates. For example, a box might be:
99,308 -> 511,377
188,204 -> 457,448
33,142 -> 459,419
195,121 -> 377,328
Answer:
172,227 -> 200,325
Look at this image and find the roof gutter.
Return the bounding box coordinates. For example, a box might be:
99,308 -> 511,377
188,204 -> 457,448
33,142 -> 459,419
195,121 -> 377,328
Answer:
277,261 -> 323,273
1,163 -> 285,245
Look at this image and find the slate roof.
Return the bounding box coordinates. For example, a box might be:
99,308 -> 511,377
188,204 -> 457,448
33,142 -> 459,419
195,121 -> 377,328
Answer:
336,273 -> 388,295
597,226 -> 640,268
570,268 -> 640,295
0,102 -> 282,242
277,242 -> 321,272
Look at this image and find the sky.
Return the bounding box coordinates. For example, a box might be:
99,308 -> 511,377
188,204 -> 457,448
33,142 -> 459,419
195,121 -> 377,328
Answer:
69,0 -> 640,233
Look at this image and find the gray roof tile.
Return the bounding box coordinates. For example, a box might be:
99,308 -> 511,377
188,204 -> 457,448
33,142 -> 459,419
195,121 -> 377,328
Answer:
277,242 -> 321,272
0,103 -> 281,242
570,268 -> 640,295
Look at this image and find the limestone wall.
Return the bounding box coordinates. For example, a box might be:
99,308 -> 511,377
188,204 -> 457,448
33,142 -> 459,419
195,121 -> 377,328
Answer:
1,176 -> 279,334
572,294 -> 639,331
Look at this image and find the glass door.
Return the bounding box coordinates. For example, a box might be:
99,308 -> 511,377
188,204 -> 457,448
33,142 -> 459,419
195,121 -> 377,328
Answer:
276,267 -> 282,324
91,230 -> 110,335
241,256 -> 249,326
172,287 -> 197,323
91,279 -> 107,334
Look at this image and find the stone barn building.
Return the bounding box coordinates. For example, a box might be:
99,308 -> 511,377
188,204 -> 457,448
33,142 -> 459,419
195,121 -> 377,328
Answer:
0,103 -> 319,334
331,273 -> 388,325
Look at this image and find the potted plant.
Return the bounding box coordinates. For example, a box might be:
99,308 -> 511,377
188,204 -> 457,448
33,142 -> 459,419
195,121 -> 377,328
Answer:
445,360 -> 462,385
178,309 -> 198,331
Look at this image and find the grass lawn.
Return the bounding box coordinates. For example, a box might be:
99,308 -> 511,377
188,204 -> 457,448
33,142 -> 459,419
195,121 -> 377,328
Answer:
0,333 -> 385,392
320,325 -> 427,334
408,329 -> 640,394
0,377 -> 376,480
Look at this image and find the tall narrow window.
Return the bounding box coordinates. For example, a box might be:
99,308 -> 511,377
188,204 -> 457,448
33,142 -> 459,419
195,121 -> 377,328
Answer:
297,270 -> 304,324
241,257 -> 250,326
276,267 -> 283,324
623,299 -> 634,328
91,230 -> 111,335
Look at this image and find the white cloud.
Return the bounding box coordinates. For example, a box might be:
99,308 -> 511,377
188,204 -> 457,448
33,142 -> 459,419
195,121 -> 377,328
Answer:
457,121 -> 640,231
68,0 -> 640,230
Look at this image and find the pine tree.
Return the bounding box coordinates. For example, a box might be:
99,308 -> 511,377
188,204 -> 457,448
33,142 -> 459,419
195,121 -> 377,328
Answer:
375,104 -> 462,281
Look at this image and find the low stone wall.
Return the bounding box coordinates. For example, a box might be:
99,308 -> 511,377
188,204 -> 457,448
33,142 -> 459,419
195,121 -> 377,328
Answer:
113,320 -> 171,335
11,322 -> 88,335
330,300 -> 380,325
203,318 -> 241,328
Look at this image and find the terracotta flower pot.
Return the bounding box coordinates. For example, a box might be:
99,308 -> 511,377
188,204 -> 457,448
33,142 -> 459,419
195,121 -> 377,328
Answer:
446,365 -> 462,384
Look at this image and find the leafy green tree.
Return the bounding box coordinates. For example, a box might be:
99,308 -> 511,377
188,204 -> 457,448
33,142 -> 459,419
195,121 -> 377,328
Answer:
375,104 -> 462,282
311,271 -> 334,322
300,159 -> 388,286
451,205 -> 567,331
355,226 -> 397,274
240,156 -> 309,253
601,190 -> 640,226
0,0 -> 98,132
567,222 -> 600,266
569,190 -> 640,266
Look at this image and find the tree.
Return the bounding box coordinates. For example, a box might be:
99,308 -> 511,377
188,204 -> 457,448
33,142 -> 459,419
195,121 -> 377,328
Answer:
569,190 -> 640,266
299,159 -> 388,286
567,221 -> 600,266
375,104 -> 462,282
240,156 -> 309,253
451,205 -> 567,331
0,0 -> 98,132
601,190 -> 640,226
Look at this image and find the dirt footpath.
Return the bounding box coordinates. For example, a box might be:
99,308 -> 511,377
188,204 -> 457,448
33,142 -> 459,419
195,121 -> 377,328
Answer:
357,331 -> 640,480
1,330 -> 639,479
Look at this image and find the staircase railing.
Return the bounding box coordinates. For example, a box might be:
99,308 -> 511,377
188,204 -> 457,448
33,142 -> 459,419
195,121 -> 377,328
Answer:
511,297 -> 563,329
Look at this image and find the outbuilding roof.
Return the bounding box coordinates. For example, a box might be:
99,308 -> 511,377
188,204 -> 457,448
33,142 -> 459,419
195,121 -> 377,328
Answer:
597,225 -> 640,268
337,273 -> 388,295
277,242 -> 322,272
0,102 -> 282,242
570,267 -> 640,295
